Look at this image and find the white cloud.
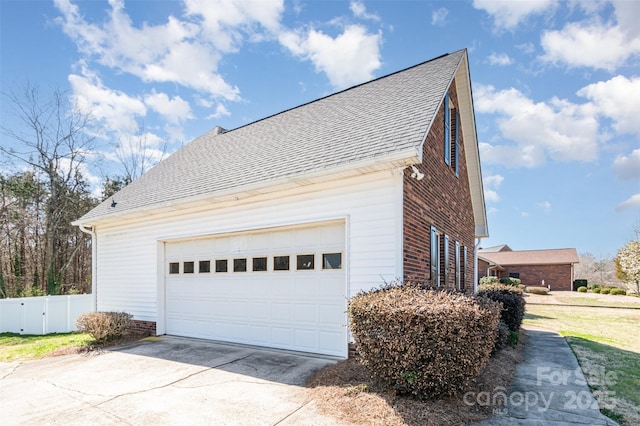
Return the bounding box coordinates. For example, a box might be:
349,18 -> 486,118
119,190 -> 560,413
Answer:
144,91 -> 192,124
613,149 -> 640,180
487,52 -> 512,66
350,1 -> 380,21
515,42 -> 535,54
479,142 -> 543,168
616,194 -> 640,212
55,0 -> 255,100
472,0 -> 555,30
541,22 -> 640,72
577,76 -> 640,137
475,84 -> 600,167
279,25 -> 382,89
183,0 -> 284,50
68,67 -> 146,134
206,104 -> 231,120
537,201 -> 552,212
431,8 -> 448,26
483,173 -> 504,202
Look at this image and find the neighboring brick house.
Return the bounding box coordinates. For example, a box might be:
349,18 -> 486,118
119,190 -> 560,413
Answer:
478,246 -> 579,291
73,49 -> 488,358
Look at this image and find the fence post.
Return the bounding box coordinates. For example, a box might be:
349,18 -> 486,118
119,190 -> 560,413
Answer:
43,298 -> 48,334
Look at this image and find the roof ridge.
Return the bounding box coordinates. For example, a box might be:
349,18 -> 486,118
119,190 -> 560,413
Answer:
214,49 -> 465,137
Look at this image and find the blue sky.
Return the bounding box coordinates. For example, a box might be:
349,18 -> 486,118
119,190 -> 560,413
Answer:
1,0 -> 639,258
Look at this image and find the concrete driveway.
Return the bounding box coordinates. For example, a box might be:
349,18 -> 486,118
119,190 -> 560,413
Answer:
0,336 -> 347,425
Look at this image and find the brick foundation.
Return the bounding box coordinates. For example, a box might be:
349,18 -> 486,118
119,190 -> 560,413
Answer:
129,320 -> 156,336
348,342 -> 358,359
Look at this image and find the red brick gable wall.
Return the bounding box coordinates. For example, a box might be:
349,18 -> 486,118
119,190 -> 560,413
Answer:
403,79 -> 476,293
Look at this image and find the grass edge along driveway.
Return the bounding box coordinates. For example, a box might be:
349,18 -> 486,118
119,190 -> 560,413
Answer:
0,332 -> 93,362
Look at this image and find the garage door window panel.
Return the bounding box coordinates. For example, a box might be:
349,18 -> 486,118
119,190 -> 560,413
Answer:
252,257 -> 267,272
273,255 -> 290,271
215,259 -> 228,273
169,262 -> 180,274
297,254 -> 315,270
184,261 -> 195,274
234,258 -> 247,272
199,260 -> 211,273
322,253 -> 342,269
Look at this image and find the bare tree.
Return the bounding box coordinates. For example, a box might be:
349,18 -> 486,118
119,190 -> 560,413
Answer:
100,129 -> 168,200
1,84 -> 97,294
574,252 -> 620,286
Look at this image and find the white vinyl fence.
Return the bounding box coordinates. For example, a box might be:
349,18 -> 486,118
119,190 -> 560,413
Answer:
0,294 -> 94,334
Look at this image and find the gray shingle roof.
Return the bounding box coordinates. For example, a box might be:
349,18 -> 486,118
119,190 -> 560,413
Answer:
77,50 -> 466,223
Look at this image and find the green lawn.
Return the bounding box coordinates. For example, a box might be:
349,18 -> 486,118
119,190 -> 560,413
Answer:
0,332 -> 93,362
524,301 -> 640,425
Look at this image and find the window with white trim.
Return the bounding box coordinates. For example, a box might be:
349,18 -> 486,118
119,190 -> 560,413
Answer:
462,246 -> 468,290
443,234 -> 450,286
430,226 -> 440,287
455,241 -> 461,290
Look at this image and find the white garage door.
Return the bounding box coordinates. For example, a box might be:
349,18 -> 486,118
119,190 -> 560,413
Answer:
165,221 -> 346,357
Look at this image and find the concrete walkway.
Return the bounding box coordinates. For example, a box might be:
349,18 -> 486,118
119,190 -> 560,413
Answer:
473,326 -> 618,425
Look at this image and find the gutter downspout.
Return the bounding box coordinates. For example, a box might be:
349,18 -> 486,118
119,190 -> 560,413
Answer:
78,224 -> 97,312
474,237 -> 482,294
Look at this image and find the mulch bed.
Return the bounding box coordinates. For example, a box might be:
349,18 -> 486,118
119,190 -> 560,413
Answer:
307,331 -> 527,425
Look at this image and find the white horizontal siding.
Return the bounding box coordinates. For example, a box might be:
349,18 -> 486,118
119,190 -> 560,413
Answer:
95,170 -> 402,323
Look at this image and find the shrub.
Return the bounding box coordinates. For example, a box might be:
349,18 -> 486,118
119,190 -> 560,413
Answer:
525,286 -> 549,295
77,311 -> 133,343
601,287 -> 611,294
348,284 -> 500,399
499,277 -> 521,287
492,320 -> 509,355
479,276 -> 498,286
577,286 -> 588,293
573,279 -> 587,291
507,330 -> 519,348
610,288 -> 626,296
477,284 -> 525,332
593,287 -> 601,294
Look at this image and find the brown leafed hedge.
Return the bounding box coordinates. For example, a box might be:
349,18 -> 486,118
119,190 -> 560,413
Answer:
77,311 -> 133,343
477,283 -> 526,332
348,284 -> 501,399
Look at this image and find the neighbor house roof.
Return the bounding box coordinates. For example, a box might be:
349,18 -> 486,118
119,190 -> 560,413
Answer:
479,248 -> 580,266
479,244 -> 513,253
75,49 -> 487,236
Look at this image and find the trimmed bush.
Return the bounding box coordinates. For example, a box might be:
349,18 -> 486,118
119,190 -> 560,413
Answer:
479,276 -> 498,286
77,311 -> 133,343
525,286 -> 549,295
477,283 -> 525,332
593,287 -> 601,293
492,320 -> 510,355
601,287 -> 611,294
610,288 -> 626,295
499,277 -> 522,287
348,284 -> 500,399
577,286 -> 588,293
